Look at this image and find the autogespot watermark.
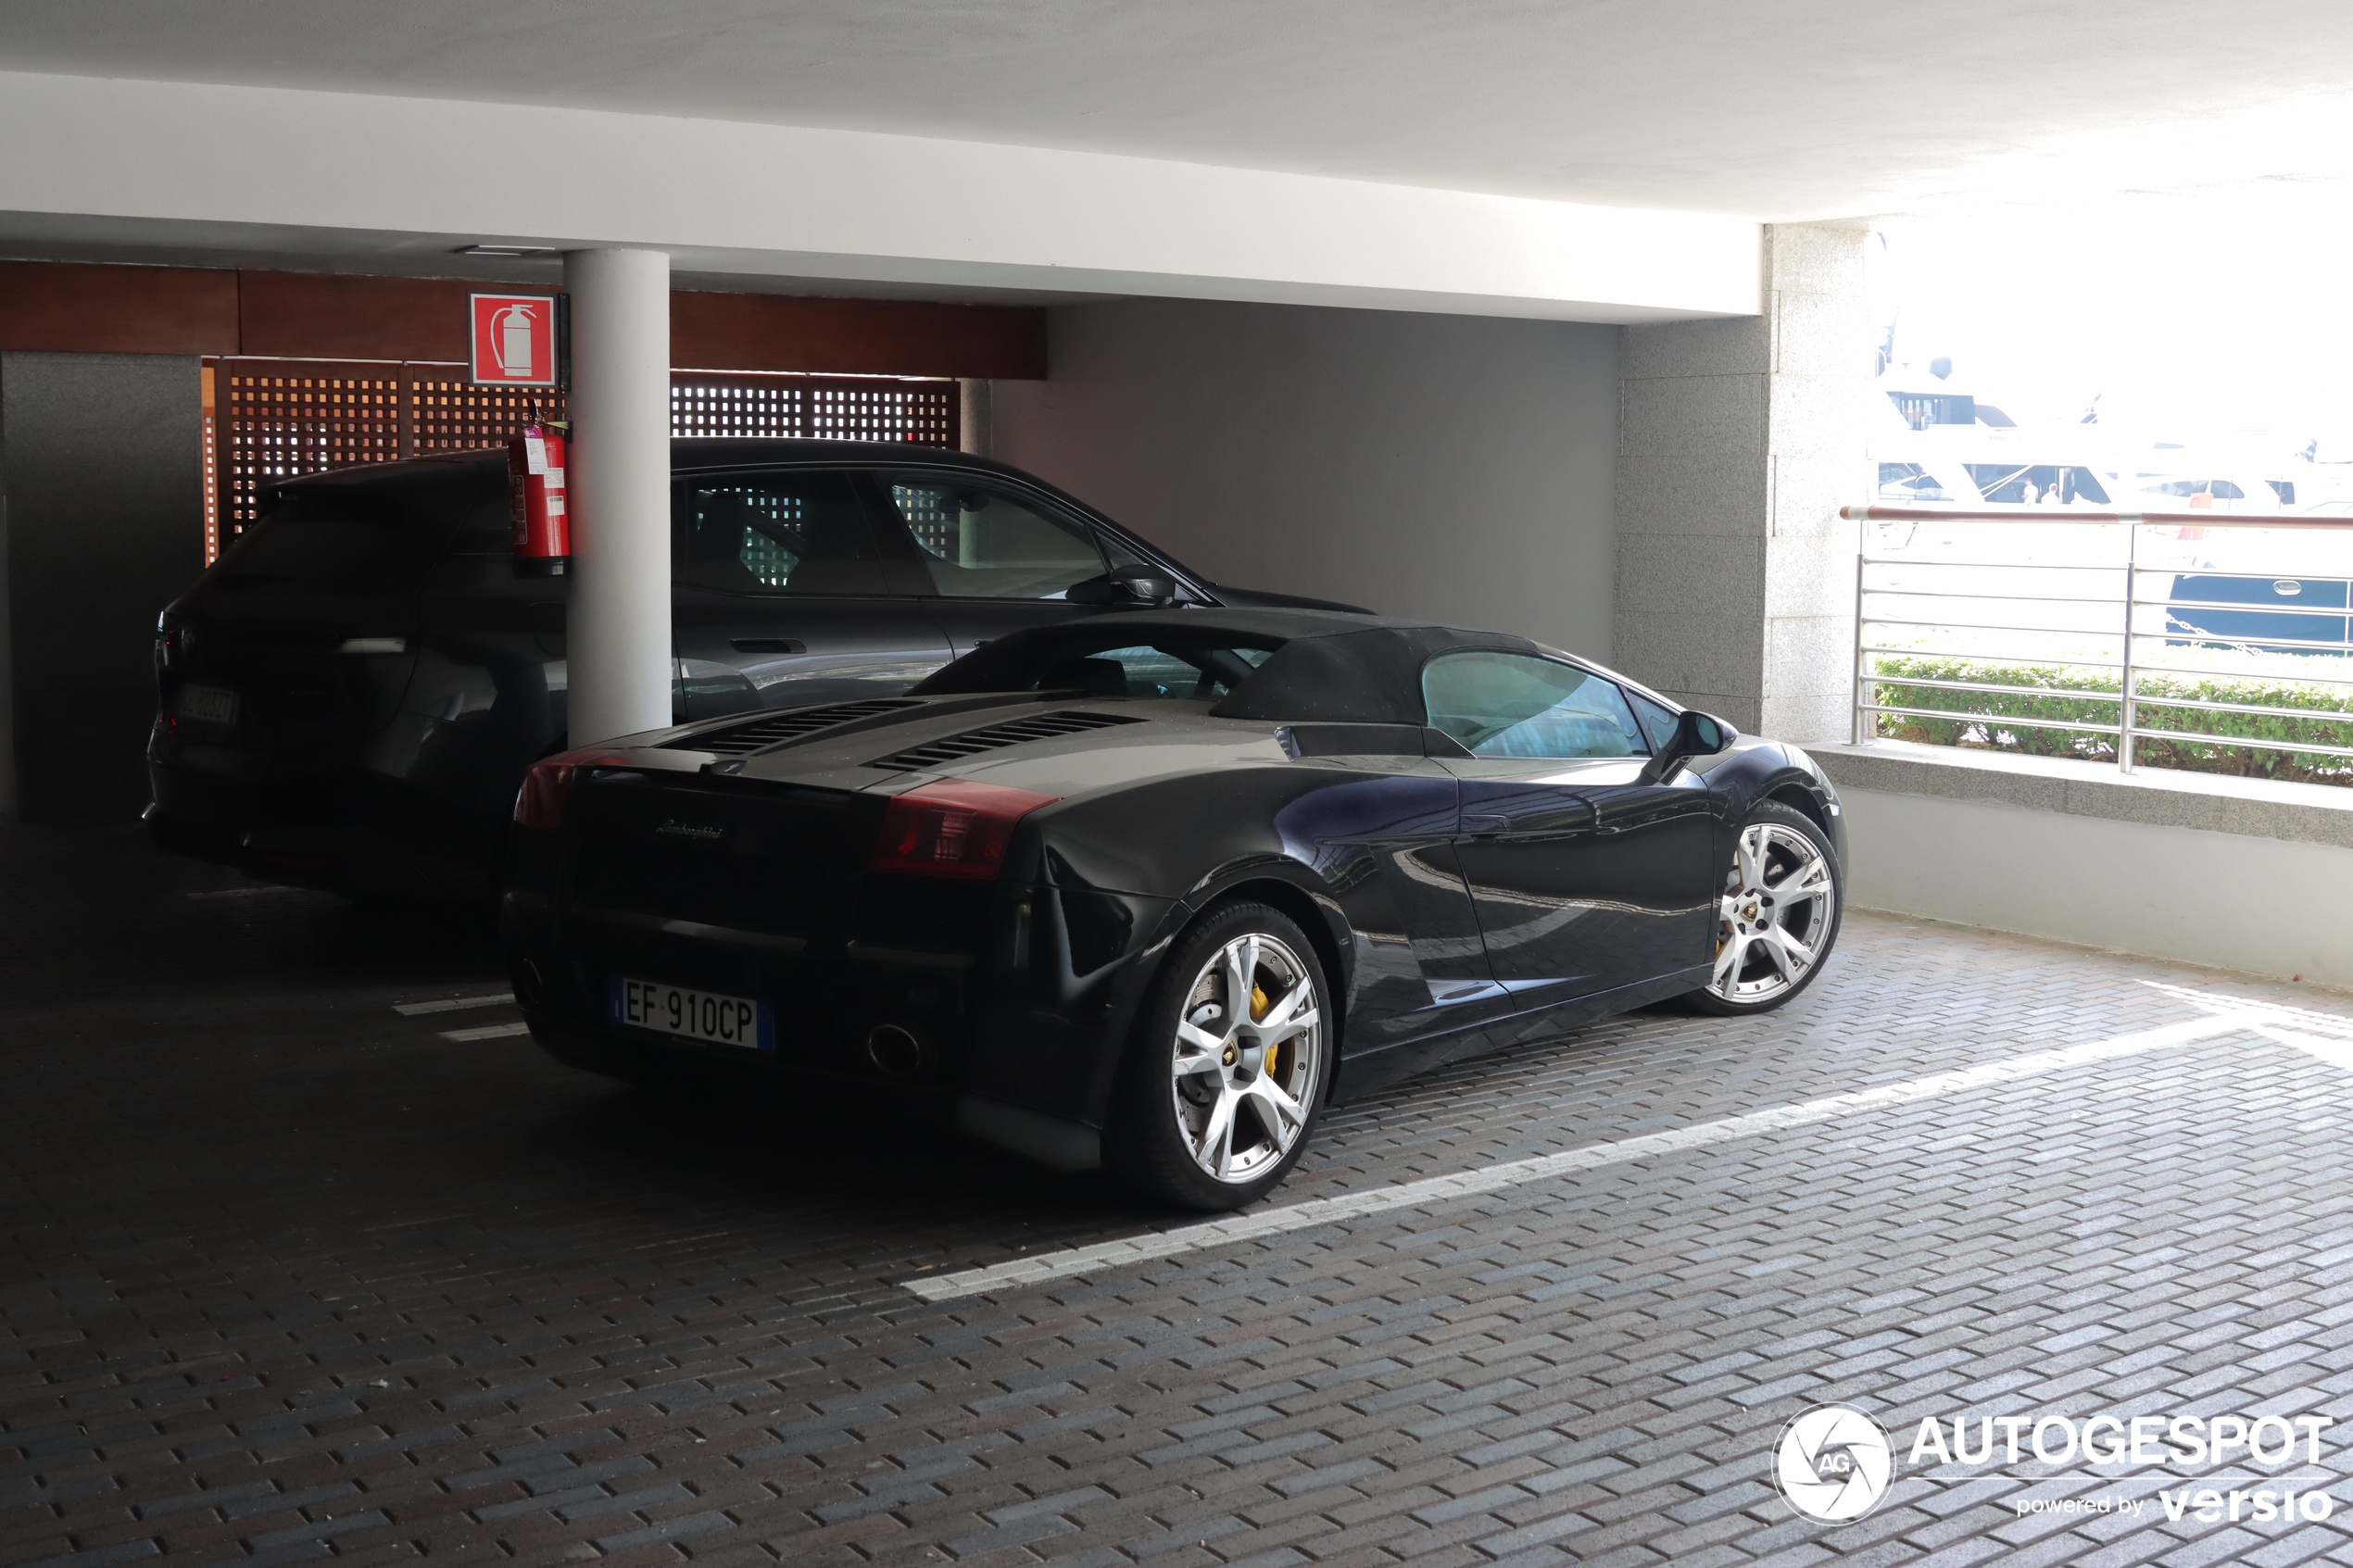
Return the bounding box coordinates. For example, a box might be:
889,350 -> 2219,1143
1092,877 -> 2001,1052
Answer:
1775,1405 -> 1896,1521
1773,1403 -> 2338,1527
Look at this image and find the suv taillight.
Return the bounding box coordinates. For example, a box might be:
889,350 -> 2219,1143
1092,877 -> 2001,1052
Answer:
514,749 -> 624,831
873,780 -> 1059,878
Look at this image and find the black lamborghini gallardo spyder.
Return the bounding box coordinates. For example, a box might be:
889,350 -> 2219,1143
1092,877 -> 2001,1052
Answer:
502,608 -> 1845,1210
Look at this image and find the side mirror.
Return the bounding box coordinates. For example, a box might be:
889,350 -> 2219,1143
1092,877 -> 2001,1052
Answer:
1640,708 -> 1738,784
1108,564 -> 1178,607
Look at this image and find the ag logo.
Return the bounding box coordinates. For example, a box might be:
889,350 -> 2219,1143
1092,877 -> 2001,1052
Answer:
1774,1403 -> 1894,1522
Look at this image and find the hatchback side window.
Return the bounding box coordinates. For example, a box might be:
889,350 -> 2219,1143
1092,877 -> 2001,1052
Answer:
880,474 -> 1110,599
674,471 -> 884,596
1422,650 -> 1647,759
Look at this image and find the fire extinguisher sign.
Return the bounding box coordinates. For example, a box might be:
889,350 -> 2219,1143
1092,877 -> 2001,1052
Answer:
468,294 -> 559,388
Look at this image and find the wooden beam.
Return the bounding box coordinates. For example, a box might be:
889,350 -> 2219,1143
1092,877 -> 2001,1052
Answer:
0,260 -> 1048,380
238,271 -> 556,363
0,261 -> 238,356
672,292 -> 1046,380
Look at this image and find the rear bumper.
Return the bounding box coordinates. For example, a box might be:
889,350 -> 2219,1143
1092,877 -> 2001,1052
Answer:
954,1097 -> 1102,1172
146,755 -> 497,897
501,869 -> 1173,1172
522,1004 -> 1103,1169
524,1007 -> 1101,1167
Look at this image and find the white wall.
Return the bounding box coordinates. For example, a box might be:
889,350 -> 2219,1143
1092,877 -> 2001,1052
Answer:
1841,786 -> 2353,989
0,71 -> 1759,323
994,298 -> 1621,661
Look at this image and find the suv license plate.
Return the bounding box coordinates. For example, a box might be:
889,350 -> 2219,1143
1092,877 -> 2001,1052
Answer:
609,976 -> 773,1051
175,684 -> 239,724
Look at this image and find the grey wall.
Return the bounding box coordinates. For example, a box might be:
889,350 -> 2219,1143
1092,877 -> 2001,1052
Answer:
993,298 -> 1620,662
0,353 -> 204,821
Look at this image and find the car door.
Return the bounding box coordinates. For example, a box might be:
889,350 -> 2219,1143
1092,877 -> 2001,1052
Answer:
858,469 -> 1125,655
1425,649 -> 1716,1008
671,468 -> 950,721
1274,751 -> 1503,1058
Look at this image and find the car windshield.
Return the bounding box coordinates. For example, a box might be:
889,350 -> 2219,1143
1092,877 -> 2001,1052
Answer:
213,485 -> 448,594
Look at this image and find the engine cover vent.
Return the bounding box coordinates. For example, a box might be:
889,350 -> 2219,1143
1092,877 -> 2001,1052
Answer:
668,698 -> 925,757
869,709 -> 1142,771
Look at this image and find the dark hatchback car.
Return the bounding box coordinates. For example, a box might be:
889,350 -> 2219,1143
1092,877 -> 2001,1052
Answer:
147,439 -> 1345,897
504,609 -> 1847,1209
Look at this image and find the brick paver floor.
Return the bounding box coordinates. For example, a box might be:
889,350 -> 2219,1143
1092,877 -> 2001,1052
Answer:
6,821 -> 2353,1566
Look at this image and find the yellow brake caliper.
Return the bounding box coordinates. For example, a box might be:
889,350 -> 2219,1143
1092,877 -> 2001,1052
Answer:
1251,982 -> 1277,1078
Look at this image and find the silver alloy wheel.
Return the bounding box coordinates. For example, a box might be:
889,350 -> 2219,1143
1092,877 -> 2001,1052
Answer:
1709,821 -> 1836,1004
1167,931 -> 1323,1185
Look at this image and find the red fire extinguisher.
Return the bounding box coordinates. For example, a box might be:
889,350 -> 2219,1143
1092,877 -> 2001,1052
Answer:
509,420 -> 570,577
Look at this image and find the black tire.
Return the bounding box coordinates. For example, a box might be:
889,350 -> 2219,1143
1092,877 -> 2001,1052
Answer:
1104,900 -> 1333,1211
1681,799 -> 1843,1017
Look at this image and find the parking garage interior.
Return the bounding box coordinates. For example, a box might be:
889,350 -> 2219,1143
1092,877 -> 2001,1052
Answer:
9,6 -> 2353,1566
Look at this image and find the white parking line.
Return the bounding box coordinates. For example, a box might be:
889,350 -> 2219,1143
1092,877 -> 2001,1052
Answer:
442,1021 -> 531,1042
2146,980 -> 2353,1038
902,1010 -> 2263,1304
186,885 -> 309,900
2246,1022 -> 2353,1073
2143,982 -> 2353,1071
394,993 -> 515,1017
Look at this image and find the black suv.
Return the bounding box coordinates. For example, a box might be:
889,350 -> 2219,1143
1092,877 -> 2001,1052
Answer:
147,439 -> 1350,897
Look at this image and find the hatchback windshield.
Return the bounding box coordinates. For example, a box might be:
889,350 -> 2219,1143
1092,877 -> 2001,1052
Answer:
215,487 -> 446,594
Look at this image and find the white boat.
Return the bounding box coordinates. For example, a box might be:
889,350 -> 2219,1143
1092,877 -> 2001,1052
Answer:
1871,356 -> 2298,515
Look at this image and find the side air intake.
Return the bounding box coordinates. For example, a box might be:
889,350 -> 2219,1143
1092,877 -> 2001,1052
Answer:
666,698 -> 925,758
869,709 -> 1142,771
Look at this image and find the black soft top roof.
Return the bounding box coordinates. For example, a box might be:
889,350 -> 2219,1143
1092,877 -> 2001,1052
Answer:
912,608 -> 1549,725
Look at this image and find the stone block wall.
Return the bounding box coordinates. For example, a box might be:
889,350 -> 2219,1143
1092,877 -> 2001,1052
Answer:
1614,223 -> 1870,739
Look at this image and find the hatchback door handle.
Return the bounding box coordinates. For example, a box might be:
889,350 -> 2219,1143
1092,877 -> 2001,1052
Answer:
731,638 -> 804,654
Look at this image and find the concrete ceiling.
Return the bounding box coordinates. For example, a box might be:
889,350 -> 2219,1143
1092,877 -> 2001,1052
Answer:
0,213 -> 1123,307
3,1 -> 2351,218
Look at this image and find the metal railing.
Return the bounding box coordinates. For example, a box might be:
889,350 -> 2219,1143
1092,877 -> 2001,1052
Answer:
1841,505 -> 2353,777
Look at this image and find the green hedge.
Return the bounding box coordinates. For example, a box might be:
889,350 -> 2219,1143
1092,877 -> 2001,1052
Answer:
1869,656 -> 2353,784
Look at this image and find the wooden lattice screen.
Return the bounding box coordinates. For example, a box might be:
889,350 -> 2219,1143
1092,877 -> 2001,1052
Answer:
811,382 -> 957,445
208,360 -> 959,560
671,372 -> 803,439
409,369 -> 568,456
216,360 -> 411,546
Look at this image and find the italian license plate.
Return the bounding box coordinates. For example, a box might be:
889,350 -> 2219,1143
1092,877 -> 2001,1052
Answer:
175,684 -> 239,724
609,976 -> 773,1050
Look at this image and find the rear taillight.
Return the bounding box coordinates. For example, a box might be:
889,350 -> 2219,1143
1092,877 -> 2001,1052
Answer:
513,749 -> 625,831
873,780 -> 1059,879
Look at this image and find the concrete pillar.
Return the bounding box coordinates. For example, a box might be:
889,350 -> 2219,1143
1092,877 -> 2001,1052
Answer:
958,378 -> 993,458
1613,223 -> 1870,741
564,248 -> 673,745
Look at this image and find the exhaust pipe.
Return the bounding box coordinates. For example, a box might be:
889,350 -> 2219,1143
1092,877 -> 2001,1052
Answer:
864,1023 -> 923,1077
